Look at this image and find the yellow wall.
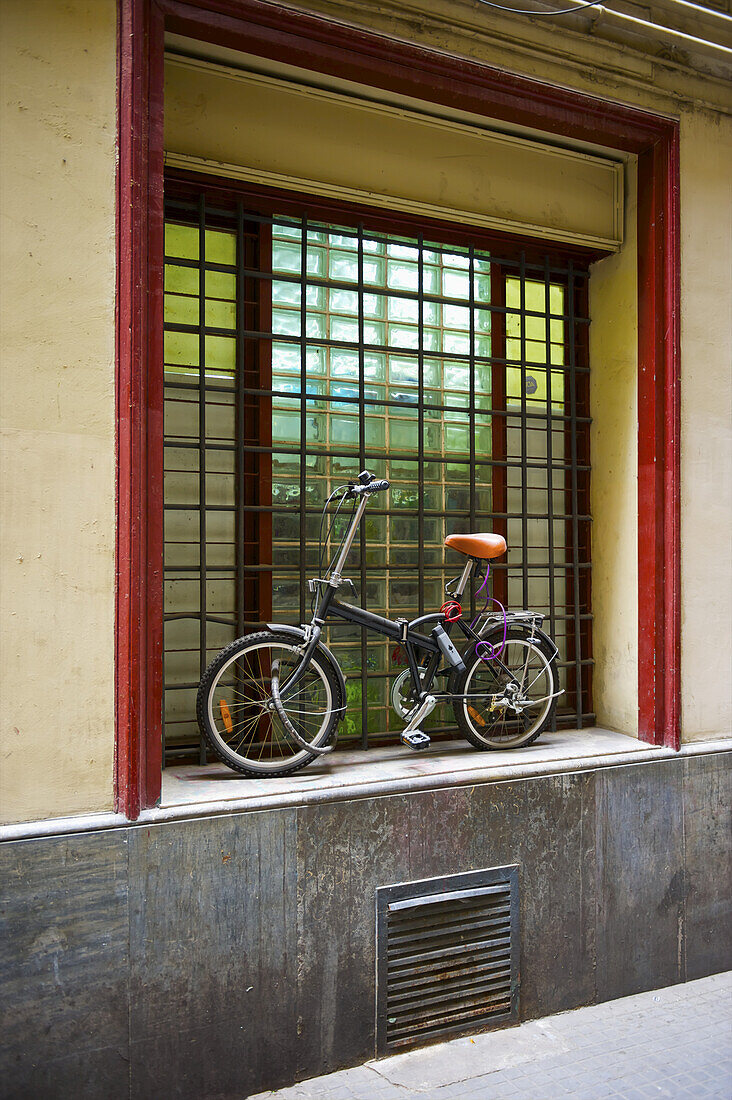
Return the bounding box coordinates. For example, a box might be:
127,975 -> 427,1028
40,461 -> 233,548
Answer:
589,160 -> 639,736
0,0 -> 118,823
679,107 -> 732,741
1,0 -> 730,825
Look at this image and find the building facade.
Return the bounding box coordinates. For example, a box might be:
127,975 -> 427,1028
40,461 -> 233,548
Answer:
1,0 -> 731,1096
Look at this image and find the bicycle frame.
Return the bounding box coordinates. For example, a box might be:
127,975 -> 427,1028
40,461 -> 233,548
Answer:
277,490 -> 533,709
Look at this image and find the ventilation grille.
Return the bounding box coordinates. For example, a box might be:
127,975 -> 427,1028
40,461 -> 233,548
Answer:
376,867 -> 519,1054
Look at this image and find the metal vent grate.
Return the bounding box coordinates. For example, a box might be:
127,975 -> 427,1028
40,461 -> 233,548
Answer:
376,867 -> 519,1054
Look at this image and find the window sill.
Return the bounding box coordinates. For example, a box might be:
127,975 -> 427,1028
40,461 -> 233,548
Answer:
2,732 -> 730,841
158,727 -> 674,816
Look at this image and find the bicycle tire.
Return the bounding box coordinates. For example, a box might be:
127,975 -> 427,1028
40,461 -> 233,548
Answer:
451,626 -> 559,750
196,629 -> 343,777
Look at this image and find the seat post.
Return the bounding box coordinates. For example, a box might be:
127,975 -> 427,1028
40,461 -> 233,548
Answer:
454,558 -> 474,598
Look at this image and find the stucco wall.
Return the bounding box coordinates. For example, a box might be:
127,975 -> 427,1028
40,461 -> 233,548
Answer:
1,1 -> 729,825
679,108 -> 732,741
0,0 -> 118,823
589,159 -> 639,737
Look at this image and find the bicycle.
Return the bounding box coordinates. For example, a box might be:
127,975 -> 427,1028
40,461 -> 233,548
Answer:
196,471 -> 563,777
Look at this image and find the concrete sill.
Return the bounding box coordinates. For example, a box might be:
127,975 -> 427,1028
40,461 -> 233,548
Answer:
3,730 -> 730,842
157,727 -> 729,818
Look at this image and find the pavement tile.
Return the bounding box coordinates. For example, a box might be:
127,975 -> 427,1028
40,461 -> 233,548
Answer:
254,973 -> 732,1100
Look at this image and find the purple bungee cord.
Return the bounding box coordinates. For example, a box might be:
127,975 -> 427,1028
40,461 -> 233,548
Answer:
469,563 -> 508,662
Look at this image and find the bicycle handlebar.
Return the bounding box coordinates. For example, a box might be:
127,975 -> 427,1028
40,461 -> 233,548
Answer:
348,471 -> 390,496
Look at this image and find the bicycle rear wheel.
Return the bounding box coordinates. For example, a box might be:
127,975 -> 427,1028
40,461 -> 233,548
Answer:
452,626 -> 558,750
196,629 -> 341,776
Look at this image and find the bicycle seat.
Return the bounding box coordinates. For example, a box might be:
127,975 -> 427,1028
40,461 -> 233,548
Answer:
444,533 -> 507,559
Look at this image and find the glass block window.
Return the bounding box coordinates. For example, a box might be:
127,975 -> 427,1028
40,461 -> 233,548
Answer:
162,185 -> 592,763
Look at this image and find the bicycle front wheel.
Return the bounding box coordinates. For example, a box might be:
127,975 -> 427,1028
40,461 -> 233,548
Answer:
196,630 -> 341,777
452,627 -> 558,750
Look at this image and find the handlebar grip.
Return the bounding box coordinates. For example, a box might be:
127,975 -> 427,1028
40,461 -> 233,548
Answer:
367,479 -> 390,493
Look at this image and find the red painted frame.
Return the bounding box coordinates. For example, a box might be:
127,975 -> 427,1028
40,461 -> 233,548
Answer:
117,0 -> 680,817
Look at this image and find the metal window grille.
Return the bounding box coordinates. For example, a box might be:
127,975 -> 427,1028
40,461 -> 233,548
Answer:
162,184 -> 592,763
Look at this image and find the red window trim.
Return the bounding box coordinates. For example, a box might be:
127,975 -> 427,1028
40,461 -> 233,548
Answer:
117,0 -> 680,817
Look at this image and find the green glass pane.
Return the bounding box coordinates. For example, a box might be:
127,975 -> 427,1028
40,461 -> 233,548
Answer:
423,422 -> 442,453
273,222 -> 301,241
306,284 -> 326,310
423,265 -> 440,294
387,260 -> 418,292
328,232 -> 358,251
387,356 -> 417,385
330,288 -> 359,315
388,324 -> 419,350
330,316 -> 358,343
475,306 -> 492,334
365,416 -> 386,448
272,342 -> 300,373
443,269 -> 469,298
330,349 -> 359,379
475,335 -> 492,359
364,353 -> 386,381
525,315 -> 547,342
165,264 -> 198,294
550,285 -> 564,312
272,411 -> 300,444
363,256 -> 386,286
330,251 -> 359,282
474,422 -> 492,455
165,294 -> 198,326
164,330 -> 198,367
444,304 -> 470,331
474,273 -> 491,301
305,313 -> 328,340
524,280 -> 545,312
444,362 -> 469,391
165,223 -> 198,260
364,321 -> 386,345
389,419 -> 418,451
206,270 -> 236,300
363,292 -> 385,319
273,280 -> 301,306
205,230 -> 235,265
272,240 -> 301,274
446,461 -> 470,482
205,299 -> 236,329
330,415 -> 359,447
443,331 -> 469,355
206,336 -> 235,372
307,247 -> 325,276
305,413 -> 326,444
387,296 -> 418,324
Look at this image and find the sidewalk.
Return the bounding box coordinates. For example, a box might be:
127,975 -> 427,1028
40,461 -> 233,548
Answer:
250,972 -> 732,1100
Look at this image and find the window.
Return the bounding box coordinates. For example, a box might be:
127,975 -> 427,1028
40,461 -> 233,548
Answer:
162,182 -> 591,763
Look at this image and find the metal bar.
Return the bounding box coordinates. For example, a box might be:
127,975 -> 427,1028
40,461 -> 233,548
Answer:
568,262 -> 583,727
235,202 -> 246,636
519,252 -> 529,613
468,246 -> 476,619
418,236 -> 425,618
358,223 -> 369,750
197,194 -> 207,765
544,259 -> 557,731
299,215 -> 307,624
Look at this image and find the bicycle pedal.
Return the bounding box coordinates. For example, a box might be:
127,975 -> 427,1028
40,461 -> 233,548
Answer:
400,730 -> 431,751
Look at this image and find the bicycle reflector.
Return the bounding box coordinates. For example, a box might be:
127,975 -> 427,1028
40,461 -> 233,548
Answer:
467,705 -> 486,728
219,699 -> 233,733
